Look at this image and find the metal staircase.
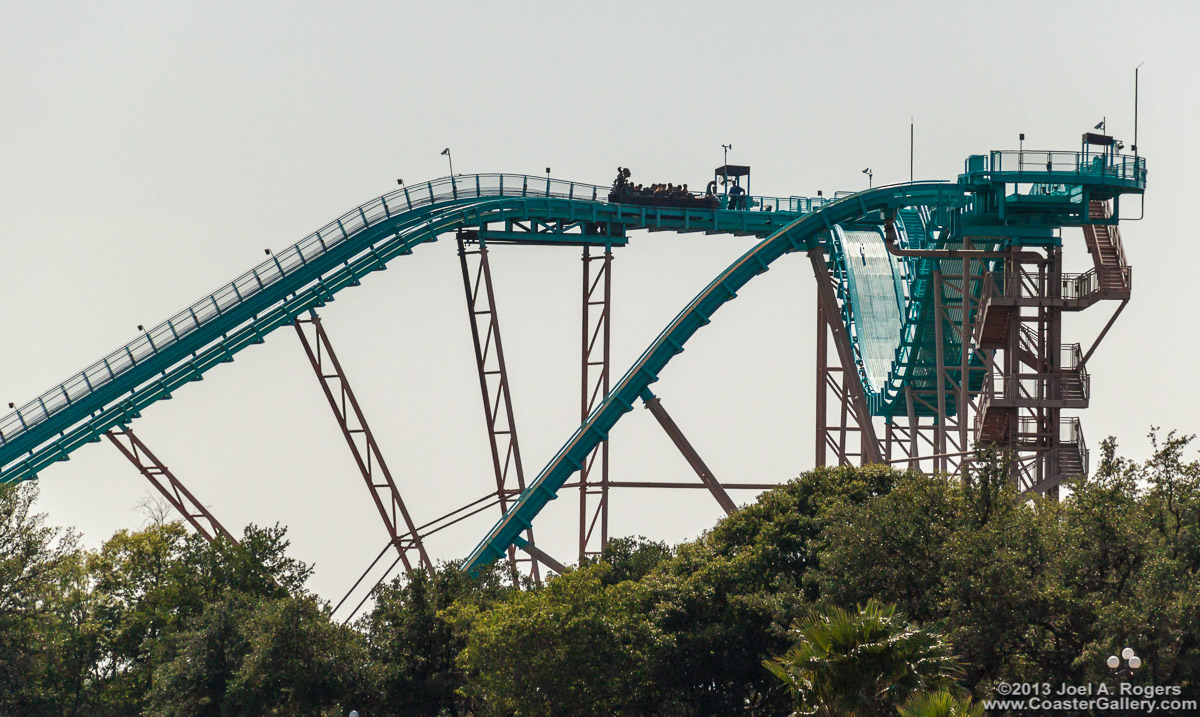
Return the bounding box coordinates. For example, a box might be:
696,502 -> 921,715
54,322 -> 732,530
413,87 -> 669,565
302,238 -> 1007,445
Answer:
1083,199 -> 1132,295
969,196 -> 1131,491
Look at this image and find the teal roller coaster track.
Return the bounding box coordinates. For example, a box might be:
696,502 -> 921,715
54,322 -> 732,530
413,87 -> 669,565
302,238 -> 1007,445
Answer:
0,142 -> 1146,578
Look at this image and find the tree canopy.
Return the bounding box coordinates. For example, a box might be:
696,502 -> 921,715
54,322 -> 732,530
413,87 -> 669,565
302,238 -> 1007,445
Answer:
1,433 -> 1198,714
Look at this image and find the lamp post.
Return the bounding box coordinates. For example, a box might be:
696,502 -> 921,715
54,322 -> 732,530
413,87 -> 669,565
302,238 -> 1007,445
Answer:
721,144 -> 732,192
1107,646 -> 1142,674
909,116 -> 914,183
862,168 -> 873,189
441,148 -> 454,176
1107,647 -> 1142,716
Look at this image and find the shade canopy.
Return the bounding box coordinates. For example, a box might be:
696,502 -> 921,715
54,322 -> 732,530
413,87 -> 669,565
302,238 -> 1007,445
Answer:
714,164 -> 751,177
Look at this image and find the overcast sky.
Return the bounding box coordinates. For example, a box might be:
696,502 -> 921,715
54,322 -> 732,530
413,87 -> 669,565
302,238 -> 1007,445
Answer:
2,1 -> 1196,607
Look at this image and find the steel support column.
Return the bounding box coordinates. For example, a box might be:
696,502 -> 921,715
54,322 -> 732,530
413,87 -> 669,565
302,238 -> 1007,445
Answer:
293,312 -> 431,574
958,247 -> 974,455
932,270 -> 949,472
457,234 -> 541,583
816,293 -> 866,466
815,288 -> 829,466
106,428 -> 236,543
906,387 -> 919,468
578,246 -> 613,560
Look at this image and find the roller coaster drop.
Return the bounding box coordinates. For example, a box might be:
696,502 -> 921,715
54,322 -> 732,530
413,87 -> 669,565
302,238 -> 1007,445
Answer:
0,136 -> 1146,601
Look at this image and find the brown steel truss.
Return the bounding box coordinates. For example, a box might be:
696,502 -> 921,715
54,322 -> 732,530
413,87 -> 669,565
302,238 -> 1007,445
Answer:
578,246 -> 613,560
293,311 -> 431,574
891,255 -> 991,476
456,234 -> 543,582
106,428 -> 236,543
975,244 -> 1094,494
817,202 -> 1129,496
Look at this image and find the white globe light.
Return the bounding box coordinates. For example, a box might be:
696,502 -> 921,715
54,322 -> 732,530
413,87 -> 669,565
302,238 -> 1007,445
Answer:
1129,656 -> 1142,669
1122,647 -> 1135,661
1107,656 -> 1120,669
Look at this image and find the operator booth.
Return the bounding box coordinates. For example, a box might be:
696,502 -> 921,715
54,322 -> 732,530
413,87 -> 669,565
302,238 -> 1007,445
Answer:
714,164 -> 752,210
1080,132 -> 1123,173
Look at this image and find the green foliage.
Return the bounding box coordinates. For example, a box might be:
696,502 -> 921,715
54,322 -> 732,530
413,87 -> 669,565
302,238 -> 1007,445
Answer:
361,561 -> 513,716
3,434 -> 1200,715
87,522 -> 194,713
457,562 -> 664,716
0,489 -> 363,717
0,482 -> 82,715
138,526 -> 355,717
642,465 -> 901,714
896,689 -> 984,717
145,594 -> 250,715
589,535 -> 672,584
1067,431 -> 1200,686
223,595 -> 366,715
814,434 -> 1200,695
763,600 -> 963,716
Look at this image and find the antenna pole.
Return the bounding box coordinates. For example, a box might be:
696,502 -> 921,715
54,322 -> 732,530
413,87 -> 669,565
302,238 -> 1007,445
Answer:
1134,63 -> 1143,153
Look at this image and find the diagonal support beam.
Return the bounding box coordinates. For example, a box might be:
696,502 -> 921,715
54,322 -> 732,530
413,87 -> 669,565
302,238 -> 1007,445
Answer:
457,235 -> 541,583
293,312 -> 431,574
106,428 -> 236,543
513,535 -> 568,575
642,393 -> 737,516
809,248 -> 882,464
1078,298 -> 1129,368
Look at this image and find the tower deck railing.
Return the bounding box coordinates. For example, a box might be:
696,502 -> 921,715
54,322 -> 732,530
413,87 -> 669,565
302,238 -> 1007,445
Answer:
964,150 -> 1147,187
